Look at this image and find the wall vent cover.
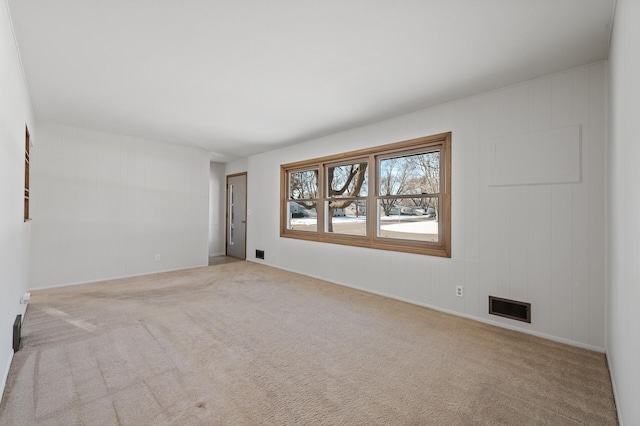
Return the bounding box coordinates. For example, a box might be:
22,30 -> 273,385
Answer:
255,250 -> 265,260
13,314 -> 22,352
489,296 -> 531,323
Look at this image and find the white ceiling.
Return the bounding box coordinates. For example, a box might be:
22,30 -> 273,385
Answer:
9,0 -> 615,161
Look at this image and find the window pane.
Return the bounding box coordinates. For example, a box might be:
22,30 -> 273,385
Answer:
288,202 -> 317,232
377,198 -> 439,242
327,162 -> 368,197
289,170 -> 318,200
325,200 -> 366,236
379,151 -> 440,196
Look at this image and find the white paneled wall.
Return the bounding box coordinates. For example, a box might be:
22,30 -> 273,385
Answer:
30,124 -> 210,289
246,62 -> 606,350
0,0 -> 36,399
608,0 -> 640,424
209,162 -> 226,256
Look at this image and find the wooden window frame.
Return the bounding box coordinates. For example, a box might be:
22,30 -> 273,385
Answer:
280,132 -> 451,257
284,167 -> 320,234
24,126 -> 30,222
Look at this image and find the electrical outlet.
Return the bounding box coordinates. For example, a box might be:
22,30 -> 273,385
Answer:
455,285 -> 464,298
155,254 -> 161,261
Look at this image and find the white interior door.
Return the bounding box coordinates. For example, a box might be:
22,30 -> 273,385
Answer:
226,173 -> 247,259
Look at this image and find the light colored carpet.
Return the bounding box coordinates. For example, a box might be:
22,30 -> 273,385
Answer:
208,255 -> 243,267
0,262 -> 617,425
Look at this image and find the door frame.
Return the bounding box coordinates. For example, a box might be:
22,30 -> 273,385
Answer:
225,172 -> 247,259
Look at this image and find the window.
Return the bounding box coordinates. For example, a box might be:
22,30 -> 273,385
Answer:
377,149 -> 440,243
325,160 -> 368,236
281,133 -> 451,257
24,126 -> 30,222
286,168 -> 318,232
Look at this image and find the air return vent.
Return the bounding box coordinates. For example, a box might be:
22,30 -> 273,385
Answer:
255,250 -> 265,260
13,315 -> 22,352
489,296 -> 531,323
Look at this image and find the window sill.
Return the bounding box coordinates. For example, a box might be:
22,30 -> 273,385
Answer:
280,230 -> 450,257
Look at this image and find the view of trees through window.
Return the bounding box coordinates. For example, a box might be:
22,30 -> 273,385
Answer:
288,169 -> 318,231
281,133 -> 451,257
379,151 -> 439,215
326,162 -> 367,234
376,150 -> 440,242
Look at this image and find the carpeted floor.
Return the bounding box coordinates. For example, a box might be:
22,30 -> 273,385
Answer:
0,262 -> 617,425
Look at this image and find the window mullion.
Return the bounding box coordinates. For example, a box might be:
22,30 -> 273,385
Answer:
437,193 -> 443,243
367,153 -> 376,241
318,164 -> 325,236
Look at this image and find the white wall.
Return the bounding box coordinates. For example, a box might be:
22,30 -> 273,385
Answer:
607,0 -> 640,424
246,62 -> 607,351
0,0 -> 35,398
209,162 -> 226,256
226,158 -> 248,177
30,123 -> 210,289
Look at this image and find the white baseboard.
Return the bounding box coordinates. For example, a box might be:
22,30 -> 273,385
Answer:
29,263 -> 208,292
1,303 -> 28,403
248,259 -> 605,353
0,350 -> 14,405
209,252 -> 225,257
606,352 -> 624,426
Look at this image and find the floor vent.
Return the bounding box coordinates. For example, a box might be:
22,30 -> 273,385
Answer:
13,315 -> 22,352
489,296 -> 531,323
